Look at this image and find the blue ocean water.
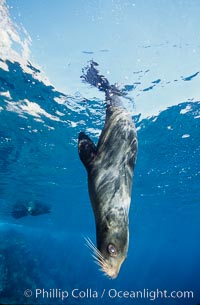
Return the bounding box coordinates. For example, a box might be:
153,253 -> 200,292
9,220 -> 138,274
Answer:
0,56 -> 200,305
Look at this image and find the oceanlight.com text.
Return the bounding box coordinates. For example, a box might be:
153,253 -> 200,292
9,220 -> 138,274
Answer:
24,287 -> 194,301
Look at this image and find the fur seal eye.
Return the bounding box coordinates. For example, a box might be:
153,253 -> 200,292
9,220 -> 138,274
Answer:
107,244 -> 117,256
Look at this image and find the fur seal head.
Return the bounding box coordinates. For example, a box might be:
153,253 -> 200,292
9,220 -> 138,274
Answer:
86,230 -> 128,279
96,213 -> 129,279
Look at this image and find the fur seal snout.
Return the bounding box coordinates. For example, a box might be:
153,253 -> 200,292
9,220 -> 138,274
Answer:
79,61 -> 138,279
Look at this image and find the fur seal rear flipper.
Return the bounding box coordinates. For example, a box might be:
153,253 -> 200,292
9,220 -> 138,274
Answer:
79,61 -> 138,279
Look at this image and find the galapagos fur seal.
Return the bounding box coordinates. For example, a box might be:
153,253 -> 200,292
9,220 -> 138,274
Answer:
11,200 -> 51,219
78,61 -> 138,279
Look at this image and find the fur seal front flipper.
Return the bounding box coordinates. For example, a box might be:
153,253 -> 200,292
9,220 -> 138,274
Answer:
79,61 -> 138,279
78,132 -> 97,172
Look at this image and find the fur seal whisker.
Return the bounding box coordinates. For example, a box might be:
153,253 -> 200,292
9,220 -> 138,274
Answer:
91,254 -> 104,265
87,242 -> 111,273
85,237 -> 105,261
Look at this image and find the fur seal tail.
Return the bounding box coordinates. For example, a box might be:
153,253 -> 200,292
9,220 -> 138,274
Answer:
81,61 -> 123,100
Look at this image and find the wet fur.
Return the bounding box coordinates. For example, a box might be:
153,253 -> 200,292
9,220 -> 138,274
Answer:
79,61 -> 138,278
